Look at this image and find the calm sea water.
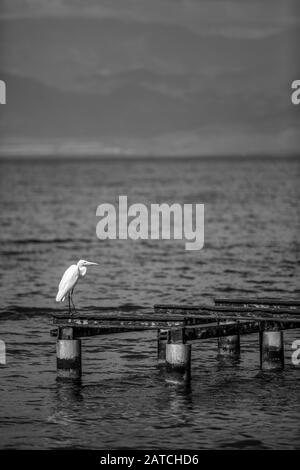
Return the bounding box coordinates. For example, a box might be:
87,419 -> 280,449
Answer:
0,157 -> 299,449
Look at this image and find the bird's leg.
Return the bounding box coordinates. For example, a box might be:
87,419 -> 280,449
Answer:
70,288 -> 77,315
68,292 -> 72,316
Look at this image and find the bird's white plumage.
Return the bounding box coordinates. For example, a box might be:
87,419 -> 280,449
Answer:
56,264 -> 79,302
55,260 -> 98,307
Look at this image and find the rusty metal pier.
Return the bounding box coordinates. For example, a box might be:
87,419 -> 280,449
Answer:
51,297 -> 300,380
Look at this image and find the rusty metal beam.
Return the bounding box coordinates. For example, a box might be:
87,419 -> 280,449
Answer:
50,318 -> 300,340
52,314 -> 217,329
214,297 -> 300,309
169,320 -> 300,342
154,304 -> 300,319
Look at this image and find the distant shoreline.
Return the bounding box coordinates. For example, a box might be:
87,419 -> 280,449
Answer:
0,153 -> 299,161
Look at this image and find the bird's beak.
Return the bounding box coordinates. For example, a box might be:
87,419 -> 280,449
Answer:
87,261 -> 98,266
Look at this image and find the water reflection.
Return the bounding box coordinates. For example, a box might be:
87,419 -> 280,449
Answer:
47,380 -> 83,427
55,379 -> 83,403
216,355 -> 241,368
165,382 -> 193,421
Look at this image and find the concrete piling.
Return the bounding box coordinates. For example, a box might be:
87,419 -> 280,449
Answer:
56,339 -> 82,379
165,343 -> 191,382
157,329 -> 168,365
165,328 -> 191,382
260,330 -> 284,371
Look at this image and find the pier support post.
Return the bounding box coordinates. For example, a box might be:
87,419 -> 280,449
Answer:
166,343 -> 191,382
157,329 -> 168,365
218,334 -> 240,357
165,328 -> 191,382
56,328 -> 81,379
217,320 -> 240,358
260,330 -> 284,371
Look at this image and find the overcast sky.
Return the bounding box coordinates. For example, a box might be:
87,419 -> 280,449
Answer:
0,0 -> 299,156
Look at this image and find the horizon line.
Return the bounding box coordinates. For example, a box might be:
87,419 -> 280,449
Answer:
0,153 -> 299,161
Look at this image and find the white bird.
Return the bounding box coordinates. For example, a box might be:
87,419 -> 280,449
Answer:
56,259 -> 98,315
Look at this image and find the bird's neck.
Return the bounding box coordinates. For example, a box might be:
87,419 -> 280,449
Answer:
78,265 -> 87,277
